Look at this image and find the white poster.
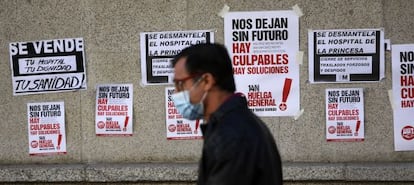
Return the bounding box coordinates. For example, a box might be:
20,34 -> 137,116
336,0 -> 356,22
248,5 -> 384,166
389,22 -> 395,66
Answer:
140,30 -> 214,85
27,101 -> 66,155
391,44 -> 414,151
9,38 -> 87,95
224,10 -> 300,117
326,88 -> 364,142
165,87 -> 202,140
96,84 -> 133,136
309,29 -> 384,83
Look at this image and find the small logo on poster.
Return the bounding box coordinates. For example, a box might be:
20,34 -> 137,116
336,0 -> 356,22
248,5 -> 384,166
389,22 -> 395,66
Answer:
31,140 -> 38,148
168,124 -> 176,132
328,126 -> 336,134
401,125 -> 414,140
97,121 -> 105,129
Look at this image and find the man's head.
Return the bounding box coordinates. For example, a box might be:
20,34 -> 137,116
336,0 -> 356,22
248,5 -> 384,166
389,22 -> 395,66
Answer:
171,43 -> 236,93
170,43 -> 236,120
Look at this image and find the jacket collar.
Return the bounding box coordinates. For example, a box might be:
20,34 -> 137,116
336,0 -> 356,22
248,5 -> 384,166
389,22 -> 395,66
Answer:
201,93 -> 246,135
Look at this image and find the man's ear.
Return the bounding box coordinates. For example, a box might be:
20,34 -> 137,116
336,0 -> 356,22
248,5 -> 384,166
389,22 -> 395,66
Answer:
202,73 -> 215,91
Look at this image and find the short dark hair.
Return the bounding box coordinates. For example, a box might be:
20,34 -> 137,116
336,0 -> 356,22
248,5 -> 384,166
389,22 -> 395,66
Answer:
172,43 -> 236,93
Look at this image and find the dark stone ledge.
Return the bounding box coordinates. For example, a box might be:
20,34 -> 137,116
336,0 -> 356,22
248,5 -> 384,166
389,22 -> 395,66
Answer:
0,162 -> 412,182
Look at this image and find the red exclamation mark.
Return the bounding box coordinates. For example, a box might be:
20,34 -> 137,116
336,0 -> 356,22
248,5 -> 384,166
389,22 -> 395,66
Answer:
57,134 -> 62,150
279,78 -> 292,111
194,119 -> 200,134
123,116 -> 129,132
354,120 -> 361,136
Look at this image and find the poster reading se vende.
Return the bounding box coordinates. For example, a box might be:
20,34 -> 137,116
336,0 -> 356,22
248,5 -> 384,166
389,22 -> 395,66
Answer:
96,84 -> 133,136
27,101 -> 66,156
326,88 -> 364,142
10,38 -> 87,95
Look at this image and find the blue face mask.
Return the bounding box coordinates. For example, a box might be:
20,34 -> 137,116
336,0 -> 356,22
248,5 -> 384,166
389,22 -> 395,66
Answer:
171,80 -> 207,120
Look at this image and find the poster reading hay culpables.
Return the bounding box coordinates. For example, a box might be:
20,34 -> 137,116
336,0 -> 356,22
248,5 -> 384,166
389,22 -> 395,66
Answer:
391,44 -> 414,151
96,84 -> 133,136
326,88 -> 364,142
140,30 -> 214,85
9,38 -> 87,95
27,101 -> 66,156
165,87 -> 202,140
224,10 -> 300,117
309,29 -> 384,83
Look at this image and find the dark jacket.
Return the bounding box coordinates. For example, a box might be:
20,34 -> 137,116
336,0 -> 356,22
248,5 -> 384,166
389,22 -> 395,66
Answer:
198,93 -> 283,185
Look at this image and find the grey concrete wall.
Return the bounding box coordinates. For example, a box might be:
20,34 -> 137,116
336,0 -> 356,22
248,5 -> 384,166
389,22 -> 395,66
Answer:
0,0 -> 413,183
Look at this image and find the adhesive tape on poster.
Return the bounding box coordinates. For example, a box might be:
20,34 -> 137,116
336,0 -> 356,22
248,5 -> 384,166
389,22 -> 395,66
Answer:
218,4 -> 230,18
387,90 -> 393,109
139,81 -> 146,88
385,39 -> 391,51
296,51 -> 304,65
293,109 -> 304,120
292,4 -> 303,17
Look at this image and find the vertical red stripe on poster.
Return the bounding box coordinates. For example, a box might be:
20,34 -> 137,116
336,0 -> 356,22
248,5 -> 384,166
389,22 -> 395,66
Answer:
57,134 -> 62,150
123,116 -> 129,132
354,120 -> 361,136
279,78 -> 292,111
194,119 -> 200,134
